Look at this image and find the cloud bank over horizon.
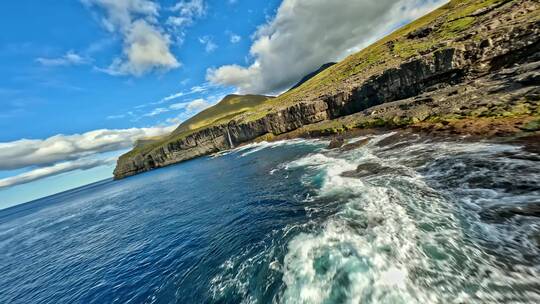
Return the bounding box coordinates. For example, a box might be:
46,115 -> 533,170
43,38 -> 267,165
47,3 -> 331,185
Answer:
0,125 -> 175,188
207,0 -> 447,94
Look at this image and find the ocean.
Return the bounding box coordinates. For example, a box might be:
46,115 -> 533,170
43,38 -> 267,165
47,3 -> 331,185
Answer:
1,132 -> 539,303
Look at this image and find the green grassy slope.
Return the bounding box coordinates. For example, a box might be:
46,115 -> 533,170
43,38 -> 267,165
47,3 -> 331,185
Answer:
172,94 -> 273,135
123,94 -> 274,158
121,0 -> 534,161
238,0 -> 521,122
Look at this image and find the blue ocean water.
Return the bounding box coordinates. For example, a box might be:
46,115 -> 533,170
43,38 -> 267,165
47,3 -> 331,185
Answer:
1,134 -> 539,303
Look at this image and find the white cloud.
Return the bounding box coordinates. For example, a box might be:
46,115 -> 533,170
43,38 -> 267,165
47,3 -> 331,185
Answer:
144,97 -> 209,117
190,84 -> 208,93
163,98 -> 211,124
36,51 -> 90,67
106,114 -> 126,120
199,36 -> 217,53
0,158 -> 116,189
207,0 -> 447,94
81,0 -> 159,31
107,111 -> 135,120
162,92 -> 187,102
229,33 -> 241,44
144,107 -> 169,117
104,20 -> 180,76
171,0 -> 205,15
82,0 -> 180,76
166,117 -> 183,125
167,0 -> 206,40
185,98 -> 209,111
169,102 -> 187,110
151,83 -> 211,106
0,125 -> 175,171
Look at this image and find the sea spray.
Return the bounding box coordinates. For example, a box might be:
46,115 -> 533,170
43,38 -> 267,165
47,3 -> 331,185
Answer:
277,133 -> 540,303
3,131 -> 538,303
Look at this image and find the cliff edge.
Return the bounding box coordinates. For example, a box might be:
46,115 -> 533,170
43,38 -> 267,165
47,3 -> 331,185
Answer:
114,0 -> 540,180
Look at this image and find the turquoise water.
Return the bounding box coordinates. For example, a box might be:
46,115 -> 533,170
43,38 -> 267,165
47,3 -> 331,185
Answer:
1,133 -> 539,303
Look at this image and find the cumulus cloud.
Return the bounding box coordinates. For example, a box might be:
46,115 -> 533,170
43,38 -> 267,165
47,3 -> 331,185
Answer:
36,51 -> 90,67
82,0 -> 180,76
0,158 -> 116,189
106,20 -> 180,76
0,125 -> 175,171
207,0 -> 446,94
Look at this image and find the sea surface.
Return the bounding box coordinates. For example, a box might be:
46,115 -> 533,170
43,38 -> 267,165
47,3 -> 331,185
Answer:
1,132 -> 540,303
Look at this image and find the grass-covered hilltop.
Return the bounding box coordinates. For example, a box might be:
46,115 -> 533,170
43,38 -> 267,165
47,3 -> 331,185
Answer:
114,0 -> 540,179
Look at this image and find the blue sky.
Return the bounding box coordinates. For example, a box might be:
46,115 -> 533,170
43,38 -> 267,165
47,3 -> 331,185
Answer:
0,0 -> 446,209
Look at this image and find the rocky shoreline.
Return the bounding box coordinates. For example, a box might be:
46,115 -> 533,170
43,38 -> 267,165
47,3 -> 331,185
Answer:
114,0 -> 540,180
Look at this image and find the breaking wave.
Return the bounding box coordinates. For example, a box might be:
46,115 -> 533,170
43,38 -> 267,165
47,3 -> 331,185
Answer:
212,132 -> 540,303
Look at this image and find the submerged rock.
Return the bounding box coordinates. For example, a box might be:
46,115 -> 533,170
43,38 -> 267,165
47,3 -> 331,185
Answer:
341,162 -> 411,179
340,138 -> 370,152
328,137 -> 345,149
479,202 -> 540,223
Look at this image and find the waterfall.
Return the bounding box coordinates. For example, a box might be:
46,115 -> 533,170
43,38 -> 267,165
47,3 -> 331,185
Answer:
226,128 -> 234,149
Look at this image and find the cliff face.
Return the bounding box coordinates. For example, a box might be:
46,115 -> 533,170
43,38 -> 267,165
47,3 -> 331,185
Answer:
114,0 -> 540,179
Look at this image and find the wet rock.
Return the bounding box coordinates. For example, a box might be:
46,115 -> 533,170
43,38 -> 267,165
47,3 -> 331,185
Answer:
114,0 -> 540,179
533,233 -> 540,249
328,137 -> 345,149
340,138 -> 370,151
407,26 -> 433,39
341,163 -> 395,178
479,202 -> 540,223
520,119 -> 540,132
480,38 -> 494,48
517,72 -> 540,86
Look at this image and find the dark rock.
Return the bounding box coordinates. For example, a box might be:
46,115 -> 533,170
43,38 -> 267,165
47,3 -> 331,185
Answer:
480,38 -> 494,48
113,1 -> 540,180
479,202 -> 540,223
533,233 -> 540,249
340,138 -> 370,151
328,137 -> 345,149
407,27 -> 433,39
517,72 -> 540,86
341,162 -> 404,178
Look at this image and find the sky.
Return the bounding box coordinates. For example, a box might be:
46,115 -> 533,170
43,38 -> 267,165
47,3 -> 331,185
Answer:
0,0 -> 446,209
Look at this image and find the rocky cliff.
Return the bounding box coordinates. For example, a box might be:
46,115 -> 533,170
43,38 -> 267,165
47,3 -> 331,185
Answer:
114,0 -> 540,179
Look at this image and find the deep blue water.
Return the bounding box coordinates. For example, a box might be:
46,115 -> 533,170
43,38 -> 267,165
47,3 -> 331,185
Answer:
1,134 -> 540,303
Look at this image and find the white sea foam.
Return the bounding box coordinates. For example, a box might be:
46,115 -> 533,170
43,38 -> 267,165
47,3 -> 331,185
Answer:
279,133 -> 540,303
208,133 -> 540,303
234,138 -> 325,157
